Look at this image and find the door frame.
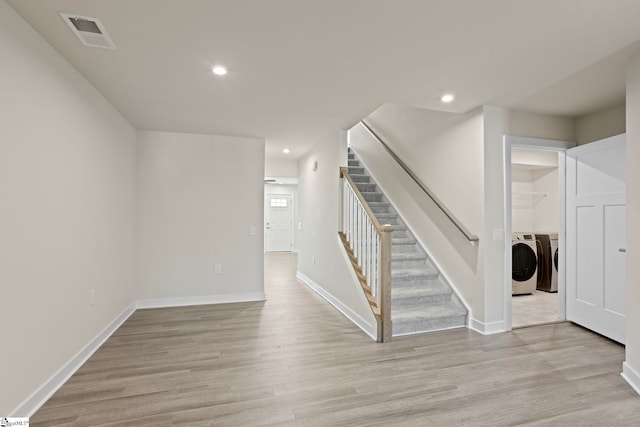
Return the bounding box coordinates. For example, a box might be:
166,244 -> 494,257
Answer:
503,135 -> 575,330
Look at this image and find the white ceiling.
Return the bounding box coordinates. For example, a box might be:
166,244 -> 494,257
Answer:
7,0 -> 640,159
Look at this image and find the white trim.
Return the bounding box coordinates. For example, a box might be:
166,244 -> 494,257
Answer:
296,271 -> 377,340
469,318 -> 506,335
10,302 -> 136,417
622,362 -> 640,396
136,293 -> 266,309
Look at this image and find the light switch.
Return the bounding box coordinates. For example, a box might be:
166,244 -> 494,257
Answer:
249,226 -> 256,235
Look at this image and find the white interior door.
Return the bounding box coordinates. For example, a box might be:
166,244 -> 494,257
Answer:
566,134 -> 626,343
265,194 -> 294,252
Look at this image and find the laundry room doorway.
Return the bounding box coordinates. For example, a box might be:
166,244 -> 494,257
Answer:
503,136 -> 575,330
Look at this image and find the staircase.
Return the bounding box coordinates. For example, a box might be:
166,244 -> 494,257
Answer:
347,149 -> 467,335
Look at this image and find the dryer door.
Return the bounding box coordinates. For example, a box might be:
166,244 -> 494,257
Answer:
512,243 -> 536,282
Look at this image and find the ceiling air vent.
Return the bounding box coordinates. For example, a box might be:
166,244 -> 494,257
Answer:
59,13 -> 116,49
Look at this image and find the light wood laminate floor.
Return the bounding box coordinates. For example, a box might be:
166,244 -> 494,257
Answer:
32,253 -> 639,426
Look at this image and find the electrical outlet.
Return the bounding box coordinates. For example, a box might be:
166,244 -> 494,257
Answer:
493,228 -> 504,241
89,289 -> 95,306
249,226 -> 256,235
215,264 -> 222,274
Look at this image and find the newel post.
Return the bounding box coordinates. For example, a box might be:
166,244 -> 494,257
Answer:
379,224 -> 394,342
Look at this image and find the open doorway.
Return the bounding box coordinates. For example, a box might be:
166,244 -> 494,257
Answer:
511,148 -> 560,327
503,136 -> 575,330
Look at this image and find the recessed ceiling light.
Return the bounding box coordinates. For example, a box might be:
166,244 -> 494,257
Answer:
282,148 -> 290,154
212,65 -> 227,76
441,94 -> 455,103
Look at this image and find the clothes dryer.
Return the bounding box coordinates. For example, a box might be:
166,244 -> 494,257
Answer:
548,233 -> 558,292
535,234 -> 551,291
512,233 -> 537,295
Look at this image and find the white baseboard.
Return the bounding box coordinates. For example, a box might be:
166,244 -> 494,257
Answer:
10,302 -> 136,417
622,362 -> 640,396
136,293 -> 266,309
296,271 -> 376,340
469,318 -> 506,335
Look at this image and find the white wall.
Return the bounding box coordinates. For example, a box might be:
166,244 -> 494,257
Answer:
532,167 -> 559,233
297,131 -> 376,337
264,183 -> 299,251
511,169 -> 535,232
0,2 -> 136,415
624,54 -> 640,392
504,109 -> 576,141
265,158 -> 299,177
136,131 -> 265,305
511,165 -> 559,234
355,104 -> 484,322
576,104 -> 626,145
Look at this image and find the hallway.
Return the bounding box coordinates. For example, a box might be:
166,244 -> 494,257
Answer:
31,253 -> 639,426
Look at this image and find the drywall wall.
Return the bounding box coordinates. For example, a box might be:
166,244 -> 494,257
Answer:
511,169 -> 535,232
624,54 -> 640,392
532,167 -> 559,233
264,183 -> 299,251
297,131 -> 376,337
0,2 -> 136,415
265,158 -> 299,177
136,131 -> 265,304
504,109 -> 576,142
355,104 -> 484,321
576,104 -> 626,145
511,165 -> 559,234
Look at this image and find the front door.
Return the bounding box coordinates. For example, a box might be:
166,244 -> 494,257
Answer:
566,134 -> 626,343
265,194 -> 294,252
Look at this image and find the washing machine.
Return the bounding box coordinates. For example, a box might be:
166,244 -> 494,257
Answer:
512,232 -> 537,295
548,232 -> 558,292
